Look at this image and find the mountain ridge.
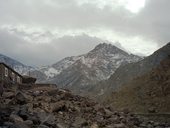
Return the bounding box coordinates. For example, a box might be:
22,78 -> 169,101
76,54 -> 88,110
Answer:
30,43 -> 142,93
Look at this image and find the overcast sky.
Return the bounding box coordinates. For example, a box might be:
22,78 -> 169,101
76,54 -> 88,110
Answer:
0,0 -> 169,66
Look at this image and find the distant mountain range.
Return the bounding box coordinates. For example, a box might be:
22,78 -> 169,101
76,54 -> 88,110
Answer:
1,42 -> 169,115
0,54 -> 34,75
30,43 -> 142,93
0,43 -> 142,94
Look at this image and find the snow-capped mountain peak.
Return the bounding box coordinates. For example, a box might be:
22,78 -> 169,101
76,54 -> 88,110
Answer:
30,43 -> 142,92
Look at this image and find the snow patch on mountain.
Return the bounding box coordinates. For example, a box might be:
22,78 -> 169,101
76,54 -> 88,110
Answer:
80,56 -> 97,68
44,68 -> 61,78
30,43 -> 142,88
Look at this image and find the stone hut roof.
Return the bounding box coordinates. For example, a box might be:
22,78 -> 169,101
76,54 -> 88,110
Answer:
0,62 -> 22,77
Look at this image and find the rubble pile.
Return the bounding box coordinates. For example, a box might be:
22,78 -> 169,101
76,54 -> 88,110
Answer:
0,84 -> 169,128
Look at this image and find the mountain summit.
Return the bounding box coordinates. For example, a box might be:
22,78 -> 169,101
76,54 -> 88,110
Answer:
90,43 -> 128,55
30,43 -> 141,93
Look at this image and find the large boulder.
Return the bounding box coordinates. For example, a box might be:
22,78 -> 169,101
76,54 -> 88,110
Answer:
51,101 -> 66,112
15,92 -> 28,105
10,114 -> 24,123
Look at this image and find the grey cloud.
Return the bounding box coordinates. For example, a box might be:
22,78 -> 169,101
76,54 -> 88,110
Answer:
0,29 -> 101,66
113,42 -> 128,52
0,0 -> 170,66
0,0 -> 135,29
125,0 -> 170,45
0,0 -> 169,45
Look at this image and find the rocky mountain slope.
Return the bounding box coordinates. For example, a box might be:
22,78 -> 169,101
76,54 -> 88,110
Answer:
105,56 -> 170,114
89,42 -> 170,98
0,54 -> 34,75
107,42 -> 170,90
30,43 -> 141,93
0,84 -> 169,128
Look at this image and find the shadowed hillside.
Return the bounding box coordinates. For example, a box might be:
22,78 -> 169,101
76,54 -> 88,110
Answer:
106,56 -> 170,114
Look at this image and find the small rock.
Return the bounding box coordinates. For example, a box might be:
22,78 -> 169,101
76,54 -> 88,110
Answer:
15,92 -> 28,105
90,123 -> 99,128
58,111 -> 63,115
38,124 -> 49,128
113,123 -> 126,128
24,120 -> 33,126
57,123 -> 65,128
104,109 -> 113,117
94,115 -> 104,122
108,116 -> 120,124
51,101 -> 66,112
29,116 -> 40,125
33,91 -> 41,96
15,122 -> 30,128
3,92 -> 15,99
38,112 -> 56,127
4,99 -> 13,105
147,124 -> 154,128
74,106 -> 81,112
10,114 -> 24,123
3,122 -> 15,127
148,107 -> 157,113
73,117 -> 88,127
18,107 -> 29,120
105,125 -> 114,128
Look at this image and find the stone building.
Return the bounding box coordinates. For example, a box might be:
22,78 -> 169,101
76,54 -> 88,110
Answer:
0,63 -> 22,84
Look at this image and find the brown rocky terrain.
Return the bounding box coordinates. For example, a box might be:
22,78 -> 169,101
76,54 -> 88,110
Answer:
1,84 -> 169,128
106,57 -> 170,114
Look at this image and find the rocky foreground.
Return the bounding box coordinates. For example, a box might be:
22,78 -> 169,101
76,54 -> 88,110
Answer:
0,84 -> 169,128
